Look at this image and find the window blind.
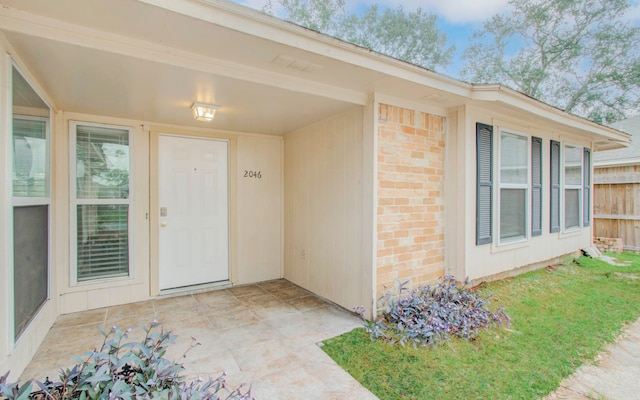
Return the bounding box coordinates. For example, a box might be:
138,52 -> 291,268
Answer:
76,125 -> 129,200
73,123 -> 132,282
76,204 -> 129,281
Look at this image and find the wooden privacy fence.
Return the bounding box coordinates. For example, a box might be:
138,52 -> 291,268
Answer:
593,165 -> 640,251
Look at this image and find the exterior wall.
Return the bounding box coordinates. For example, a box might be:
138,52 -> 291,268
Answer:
58,113 -> 284,314
283,107 -> 369,311
57,113 -> 150,313
2,107 -> 283,378
236,134 -> 283,283
593,165 -> 640,251
376,104 -> 446,297
454,105 -> 593,281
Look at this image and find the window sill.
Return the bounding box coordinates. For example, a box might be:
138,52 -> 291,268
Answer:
559,227 -> 585,239
67,275 -> 142,292
492,237 -> 529,253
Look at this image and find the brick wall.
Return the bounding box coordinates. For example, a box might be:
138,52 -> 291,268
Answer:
593,237 -> 624,253
377,104 -> 446,299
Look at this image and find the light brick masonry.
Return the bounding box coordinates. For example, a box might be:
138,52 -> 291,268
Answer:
593,237 -> 624,253
376,104 -> 446,299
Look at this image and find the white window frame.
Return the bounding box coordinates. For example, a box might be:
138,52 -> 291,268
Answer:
497,129 -> 530,245
69,121 -> 134,285
562,143 -> 583,232
9,60 -> 53,346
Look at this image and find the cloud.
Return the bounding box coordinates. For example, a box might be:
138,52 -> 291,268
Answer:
345,0 -> 511,24
237,0 -> 640,26
626,0 -> 640,22
402,0 -> 510,24
235,0 -> 510,23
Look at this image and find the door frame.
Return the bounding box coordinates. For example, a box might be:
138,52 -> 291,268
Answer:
149,127 -> 237,296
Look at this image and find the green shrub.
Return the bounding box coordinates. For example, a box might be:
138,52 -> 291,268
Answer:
0,321 -> 253,399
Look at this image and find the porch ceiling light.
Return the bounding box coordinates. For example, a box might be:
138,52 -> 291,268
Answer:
191,102 -> 218,122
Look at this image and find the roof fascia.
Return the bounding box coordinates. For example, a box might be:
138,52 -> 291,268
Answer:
472,84 -> 631,147
137,0 -> 474,98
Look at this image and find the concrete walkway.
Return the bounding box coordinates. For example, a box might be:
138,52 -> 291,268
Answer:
18,278 -> 640,399
544,317 -> 640,400
19,280 -> 378,399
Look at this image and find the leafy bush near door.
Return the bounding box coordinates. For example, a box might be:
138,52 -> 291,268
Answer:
0,321 -> 253,400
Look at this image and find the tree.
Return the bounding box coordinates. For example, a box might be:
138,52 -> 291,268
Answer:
263,0 -> 344,33
336,6 -> 453,71
462,0 -> 640,123
263,0 -> 454,72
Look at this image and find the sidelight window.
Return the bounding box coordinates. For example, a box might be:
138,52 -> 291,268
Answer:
70,122 -> 133,282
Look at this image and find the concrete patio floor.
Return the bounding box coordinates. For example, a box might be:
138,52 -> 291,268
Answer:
19,279 -> 378,399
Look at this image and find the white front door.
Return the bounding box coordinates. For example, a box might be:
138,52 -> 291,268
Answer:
158,135 -> 229,290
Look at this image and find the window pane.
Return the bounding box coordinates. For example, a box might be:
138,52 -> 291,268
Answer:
500,188 -> 526,241
76,125 -> 130,199
77,204 -> 129,281
14,205 -> 48,340
13,118 -> 48,197
564,145 -> 582,185
500,132 -> 528,184
565,188 -> 580,229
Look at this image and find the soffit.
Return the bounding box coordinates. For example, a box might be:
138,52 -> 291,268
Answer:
5,31 -> 357,135
0,0 -> 387,134
0,0 -> 473,94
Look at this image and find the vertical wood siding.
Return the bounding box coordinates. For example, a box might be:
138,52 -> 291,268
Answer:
236,135 -> 283,283
283,108 -> 365,310
594,165 -> 640,250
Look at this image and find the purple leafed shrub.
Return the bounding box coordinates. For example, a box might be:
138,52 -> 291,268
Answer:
0,321 -> 253,400
355,275 -> 510,346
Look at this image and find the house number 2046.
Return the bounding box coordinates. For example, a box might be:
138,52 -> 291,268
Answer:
244,170 -> 262,179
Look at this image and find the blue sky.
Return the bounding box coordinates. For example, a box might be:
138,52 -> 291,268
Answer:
233,0 -> 640,78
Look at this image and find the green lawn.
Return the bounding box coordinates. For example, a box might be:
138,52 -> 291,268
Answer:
322,253 -> 640,400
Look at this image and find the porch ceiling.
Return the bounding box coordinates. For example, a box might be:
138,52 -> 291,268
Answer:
5,31 -> 358,135
0,0 -> 464,135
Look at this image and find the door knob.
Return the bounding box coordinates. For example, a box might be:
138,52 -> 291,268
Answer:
161,221 -> 168,227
